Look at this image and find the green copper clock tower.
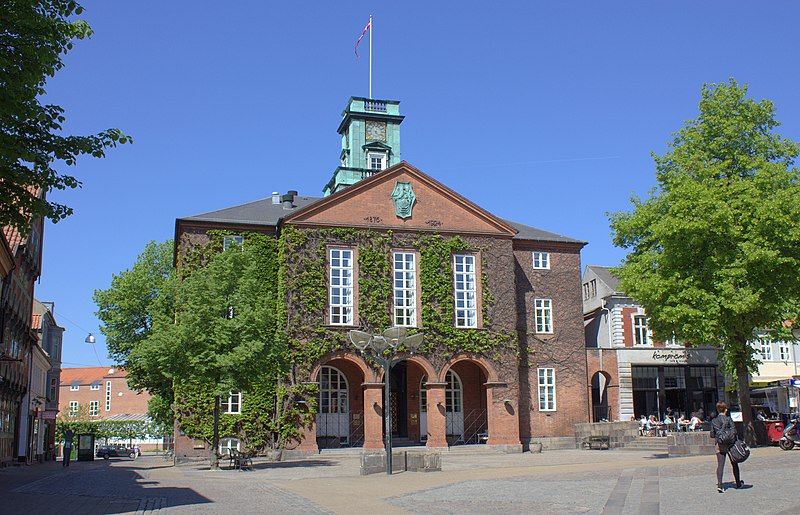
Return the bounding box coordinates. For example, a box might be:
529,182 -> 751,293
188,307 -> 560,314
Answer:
323,97 -> 404,196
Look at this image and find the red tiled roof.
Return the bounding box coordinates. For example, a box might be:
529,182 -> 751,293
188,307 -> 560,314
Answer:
31,313 -> 42,330
60,366 -> 128,386
2,225 -> 23,253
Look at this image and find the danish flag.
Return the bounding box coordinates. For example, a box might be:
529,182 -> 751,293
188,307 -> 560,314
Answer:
354,19 -> 371,58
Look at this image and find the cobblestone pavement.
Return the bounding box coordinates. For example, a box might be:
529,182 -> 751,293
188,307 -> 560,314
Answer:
1,447 -> 798,514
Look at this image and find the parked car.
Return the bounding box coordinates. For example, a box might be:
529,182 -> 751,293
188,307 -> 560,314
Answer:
96,445 -> 135,459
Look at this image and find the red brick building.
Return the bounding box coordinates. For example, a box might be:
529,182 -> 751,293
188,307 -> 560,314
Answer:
583,265 -> 724,423
173,97 -> 590,456
59,367 -> 151,421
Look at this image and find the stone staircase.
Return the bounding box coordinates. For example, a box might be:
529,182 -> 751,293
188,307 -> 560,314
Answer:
622,436 -> 668,452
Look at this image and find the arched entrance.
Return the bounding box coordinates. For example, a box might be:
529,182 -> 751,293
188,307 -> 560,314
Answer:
386,358 -> 434,444
317,365 -> 350,446
441,360 -> 489,446
591,371 -> 611,422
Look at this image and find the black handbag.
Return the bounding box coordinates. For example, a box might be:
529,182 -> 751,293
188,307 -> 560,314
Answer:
728,438 -> 750,463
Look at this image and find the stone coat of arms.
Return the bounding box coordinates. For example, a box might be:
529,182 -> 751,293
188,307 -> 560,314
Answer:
391,182 -> 416,219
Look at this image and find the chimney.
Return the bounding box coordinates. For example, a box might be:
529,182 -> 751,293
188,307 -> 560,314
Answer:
281,192 -> 295,210
272,192 -> 280,204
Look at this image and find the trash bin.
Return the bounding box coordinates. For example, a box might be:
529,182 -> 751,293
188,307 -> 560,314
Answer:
76,433 -> 95,461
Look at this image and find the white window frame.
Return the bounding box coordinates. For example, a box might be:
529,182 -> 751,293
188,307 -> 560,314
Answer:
779,342 -> 791,362
367,152 -> 386,171
90,383 -> 100,391
105,381 -> 112,411
219,437 -> 241,455
453,254 -> 478,328
69,384 -> 79,391
757,339 -> 772,361
223,235 -> 244,251
89,401 -> 99,417
532,251 -> 550,270
68,401 -> 79,416
393,251 -> 417,327
534,299 -> 553,334
633,315 -> 649,346
222,391 -> 242,415
329,248 -> 355,326
538,368 -> 556,411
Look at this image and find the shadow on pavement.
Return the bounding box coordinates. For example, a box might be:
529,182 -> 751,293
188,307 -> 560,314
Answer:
9,459 -> 212,513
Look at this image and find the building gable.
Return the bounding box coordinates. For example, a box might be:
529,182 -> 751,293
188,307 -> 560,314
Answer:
285,162 -> 517,237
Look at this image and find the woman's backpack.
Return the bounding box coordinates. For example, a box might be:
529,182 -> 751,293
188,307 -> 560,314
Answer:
715,418 -> 737,445
728,438 -> 750,463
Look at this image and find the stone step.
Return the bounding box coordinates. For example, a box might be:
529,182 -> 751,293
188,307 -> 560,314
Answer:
622,436 -> 668,450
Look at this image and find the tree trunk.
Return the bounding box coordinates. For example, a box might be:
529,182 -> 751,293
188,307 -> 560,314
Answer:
736,363 -> 755,446
210,394 -> 220,469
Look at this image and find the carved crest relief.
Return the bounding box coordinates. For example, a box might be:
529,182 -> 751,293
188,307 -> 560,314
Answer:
391,181 -> 416,219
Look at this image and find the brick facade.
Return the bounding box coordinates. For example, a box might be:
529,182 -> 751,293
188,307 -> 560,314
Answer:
59,368 -> 151,419
174,162 -> 590,455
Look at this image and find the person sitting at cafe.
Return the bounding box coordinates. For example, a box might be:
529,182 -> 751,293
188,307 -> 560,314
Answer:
689,413 -> 702,431
677,414 -> 690,430
664,413 -> 675,425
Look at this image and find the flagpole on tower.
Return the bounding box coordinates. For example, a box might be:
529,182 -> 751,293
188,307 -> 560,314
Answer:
369,15 -> 373,99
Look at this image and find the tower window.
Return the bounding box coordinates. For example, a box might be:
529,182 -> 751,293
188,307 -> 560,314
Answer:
367,152 -> 385,171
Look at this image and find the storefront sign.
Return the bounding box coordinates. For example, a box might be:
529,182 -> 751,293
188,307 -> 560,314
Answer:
651,350 -> 689,364
42,411 -> 58,420
792,378 -> 800,388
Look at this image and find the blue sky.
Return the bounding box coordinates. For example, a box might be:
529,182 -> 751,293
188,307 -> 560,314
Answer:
37,1 -> 800,368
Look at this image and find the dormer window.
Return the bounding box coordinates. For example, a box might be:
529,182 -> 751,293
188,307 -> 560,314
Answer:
368,152 -> 386,171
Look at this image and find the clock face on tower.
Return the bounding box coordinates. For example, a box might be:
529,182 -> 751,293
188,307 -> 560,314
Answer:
365,121 -> 386,142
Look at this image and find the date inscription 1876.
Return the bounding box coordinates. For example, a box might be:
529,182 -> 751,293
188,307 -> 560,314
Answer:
425,220 -> 443,227
363,216 -> 382,224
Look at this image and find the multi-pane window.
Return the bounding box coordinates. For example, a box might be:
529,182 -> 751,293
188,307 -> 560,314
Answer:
70,384 -> 79,391
534,299 -> 553,333
89,401 -> 99,417
756,340 -> 772,361
105,381 -> 112,411
90,383 -> 100,391
68,401 -> 79,416
779,342 -> 792,362
393,252 -> 417,327
329,249 -> 354,325
219,437 -> 241,455
49,378 -> 57,402
319,366 -> 348,414
223,235 -> 244,251
532,252 -> 550,270
222,392 -> 242,414
445,371 -> 463,414
368,152 -> 385,171
538,368 -> 556,411
454,254 -> 477,328
633,316 -> 649,346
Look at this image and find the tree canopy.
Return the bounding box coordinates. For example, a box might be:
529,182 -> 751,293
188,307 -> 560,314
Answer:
93,240 -> 176,425
609,79 -> 800,439
0,0 -> 130,232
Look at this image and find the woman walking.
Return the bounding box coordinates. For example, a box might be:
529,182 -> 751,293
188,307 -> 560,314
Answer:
710,401 -> 744,493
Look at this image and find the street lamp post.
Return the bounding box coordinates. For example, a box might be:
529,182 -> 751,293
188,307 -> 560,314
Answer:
349,327 -> 423,475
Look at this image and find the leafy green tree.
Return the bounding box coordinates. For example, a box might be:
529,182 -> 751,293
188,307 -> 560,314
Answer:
93,240 -> 176,427
133,234 -> 284,468
610,79 -> 800,442
0,0 -> 130,232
